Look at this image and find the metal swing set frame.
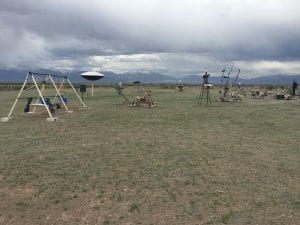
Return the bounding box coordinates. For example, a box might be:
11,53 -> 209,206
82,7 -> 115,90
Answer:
1,71 -> 88,122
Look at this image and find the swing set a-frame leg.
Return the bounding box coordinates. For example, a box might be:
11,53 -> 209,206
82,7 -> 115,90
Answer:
66,78 -> 88,108
1,74 -> 29,122
48,75 -> 72,113
31,75 -> 58,121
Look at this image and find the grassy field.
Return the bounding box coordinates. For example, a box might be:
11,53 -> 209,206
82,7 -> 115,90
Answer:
0,86 -> 299,225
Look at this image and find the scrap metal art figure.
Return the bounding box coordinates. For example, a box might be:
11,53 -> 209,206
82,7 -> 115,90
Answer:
115,82 -> 131,103
292,80 -> 298,96
199,71 -> 213,106
219,66 -> 241,102
251,90 -> 266,99
115,83 -> 156,108
177,80 -> 183,92
130,91 -> 156,108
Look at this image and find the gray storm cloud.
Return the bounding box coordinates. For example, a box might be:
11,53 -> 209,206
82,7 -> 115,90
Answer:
0,0 -> 300,76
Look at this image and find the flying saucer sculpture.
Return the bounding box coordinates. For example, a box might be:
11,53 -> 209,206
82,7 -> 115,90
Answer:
80,71 -> 104,96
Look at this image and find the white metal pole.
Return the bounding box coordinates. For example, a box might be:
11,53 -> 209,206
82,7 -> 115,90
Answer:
92,82 -> 94,97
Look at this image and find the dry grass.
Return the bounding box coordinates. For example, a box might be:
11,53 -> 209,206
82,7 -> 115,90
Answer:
0,86 -> 299,225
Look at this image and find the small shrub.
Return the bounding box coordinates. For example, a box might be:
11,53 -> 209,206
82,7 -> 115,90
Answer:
128,203 -> 139,212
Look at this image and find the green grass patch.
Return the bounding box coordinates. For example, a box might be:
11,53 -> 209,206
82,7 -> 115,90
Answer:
0,86 -> 299,225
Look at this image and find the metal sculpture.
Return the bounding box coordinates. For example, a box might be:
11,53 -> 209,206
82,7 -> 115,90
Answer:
177,80 -> 183,92
219,66 -> 241,102
115,83 -> 130,103
199,71 -> 213,106
129,91 -> 156,108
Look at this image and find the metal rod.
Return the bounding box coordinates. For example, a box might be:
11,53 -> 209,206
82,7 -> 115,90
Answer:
29,71 -> 67,78
23,85 -> 36,92
92,82 -> 94,97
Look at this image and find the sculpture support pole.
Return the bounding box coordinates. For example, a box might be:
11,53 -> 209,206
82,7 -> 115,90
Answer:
92,82 -> 94,97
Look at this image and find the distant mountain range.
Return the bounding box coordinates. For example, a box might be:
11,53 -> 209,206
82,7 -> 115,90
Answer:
0,68 -> 299,85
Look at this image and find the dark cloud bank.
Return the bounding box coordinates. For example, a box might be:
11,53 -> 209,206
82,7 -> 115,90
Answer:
0,0 -> 299,77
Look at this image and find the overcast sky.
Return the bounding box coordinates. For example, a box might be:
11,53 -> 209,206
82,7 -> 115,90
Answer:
0,0 -> 299,78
